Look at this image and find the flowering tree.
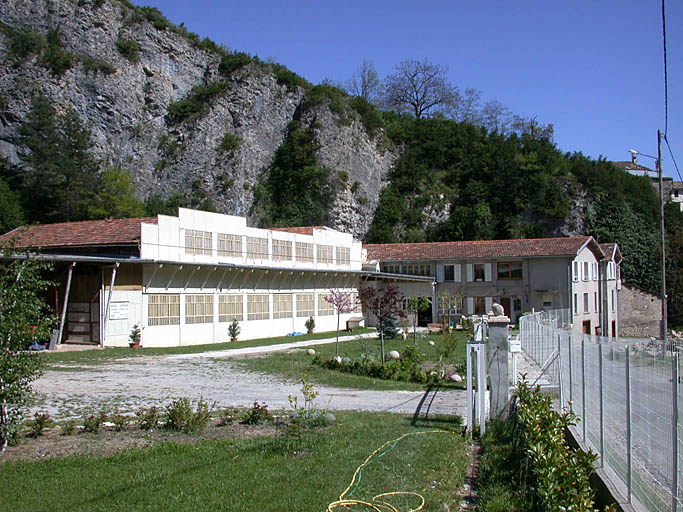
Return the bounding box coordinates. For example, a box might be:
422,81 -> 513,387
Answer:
359,283 -> 406,365
0,251 -> 54,452
324,289 -> 356,357
407,296 -> 430,345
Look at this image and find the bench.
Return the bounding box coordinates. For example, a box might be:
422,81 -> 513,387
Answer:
427,323 -> 444,334
346,317 -> 364,331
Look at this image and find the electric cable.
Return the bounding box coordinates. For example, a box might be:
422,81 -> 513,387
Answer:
663,134 -> 682,182
326,430 -> 456,512
661,0 -> 669,136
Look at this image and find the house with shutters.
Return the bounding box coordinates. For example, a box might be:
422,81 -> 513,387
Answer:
364,236 -> 622,336
0,208 -> 431,348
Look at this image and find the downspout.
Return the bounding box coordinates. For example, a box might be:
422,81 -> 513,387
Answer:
101,262 -> 119,347
56,262 -> 76,346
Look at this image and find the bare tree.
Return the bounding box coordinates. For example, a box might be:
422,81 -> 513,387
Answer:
480,99 -> 513,134
382,58 -> 459,119
346,61 -> 381,104
511,115 -> 554,140
451,87 -> 482,124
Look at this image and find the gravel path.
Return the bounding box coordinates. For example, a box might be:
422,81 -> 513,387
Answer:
31,336 -> 469,420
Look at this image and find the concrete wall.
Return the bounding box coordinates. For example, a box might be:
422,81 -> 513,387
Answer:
619,284 -> 662,338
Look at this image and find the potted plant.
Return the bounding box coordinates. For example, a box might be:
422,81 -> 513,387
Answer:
305,316 -> 315,334
228,319 -> 240,342
129,324 -> 142,349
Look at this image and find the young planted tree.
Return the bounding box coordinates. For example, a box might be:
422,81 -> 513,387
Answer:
359,283 -> 406,364
324,289 -> 356,357
406,296 -> 430,345
0,250 -> 54,452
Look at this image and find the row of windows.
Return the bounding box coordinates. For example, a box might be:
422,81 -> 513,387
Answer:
148,293 -> 358,325
184,231 -> 351,265
573,290 -> 616,315
382,262 -> 520,282
572,261 -> 619,282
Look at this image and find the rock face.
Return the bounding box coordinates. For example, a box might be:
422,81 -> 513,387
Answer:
0,0 -> 394,239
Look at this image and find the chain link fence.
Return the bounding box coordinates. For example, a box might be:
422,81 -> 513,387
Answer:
520,310 -> 681,512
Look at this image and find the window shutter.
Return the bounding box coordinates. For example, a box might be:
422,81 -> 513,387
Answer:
593,263 -> 598,281
485,297 -> 493,314
454,264 -> 461,282
466,297 -> 474,314
484,263 -> 492,282
436,264 -> 445,282
466,264 -> 474,282
572,261 -> 578,282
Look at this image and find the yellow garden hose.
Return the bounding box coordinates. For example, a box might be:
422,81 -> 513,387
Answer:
326,430 -> 455,512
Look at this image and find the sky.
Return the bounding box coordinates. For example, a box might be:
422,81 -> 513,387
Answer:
132,0 -> 682,180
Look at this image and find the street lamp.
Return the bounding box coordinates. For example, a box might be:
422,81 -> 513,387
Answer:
629,130 -> 667,345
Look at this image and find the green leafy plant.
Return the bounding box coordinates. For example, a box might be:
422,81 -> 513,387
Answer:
242,401 -> 270,425
218,51 -> 253,76
82,410 -> 107,433
278,373 -> 322,453
3,24 -> 44,64
39,29 -> 74,75
116,34 -> 140,62
136,405 -> 160,430
228,319 -> 240,341
217,407 -> 240,426
60,419 -> 76,436
164,397 -> 212,434
79,55 -> 116,75
111,411 -> 129,432
406,296 -> 430,345
166,81 -> 230,124
218,132 -> 240,156
305,316 -> 315,334
128,323 -> 142,347
29,412 -> 52,438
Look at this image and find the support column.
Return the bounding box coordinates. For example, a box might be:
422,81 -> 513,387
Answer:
488,314 -> 510,418
55,262 -> 76,347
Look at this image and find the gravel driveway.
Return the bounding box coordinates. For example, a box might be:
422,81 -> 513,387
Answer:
31,338 -> 469,420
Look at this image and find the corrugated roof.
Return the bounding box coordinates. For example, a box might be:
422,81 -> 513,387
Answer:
364,236 -> 596,261
0,217 -> 157,249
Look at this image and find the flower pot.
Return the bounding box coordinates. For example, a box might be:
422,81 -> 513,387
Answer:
231,338 -> 238,342
129,341 -> 141,349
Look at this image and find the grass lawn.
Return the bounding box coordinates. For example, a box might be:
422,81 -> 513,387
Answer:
231,332 -> 470,391
41,328 -> 373,366
0,411 -> 469,512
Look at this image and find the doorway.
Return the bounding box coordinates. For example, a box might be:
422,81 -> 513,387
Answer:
582,320 -> 591,334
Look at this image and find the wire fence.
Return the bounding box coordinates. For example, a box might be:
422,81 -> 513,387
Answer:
520,310 -> 681,512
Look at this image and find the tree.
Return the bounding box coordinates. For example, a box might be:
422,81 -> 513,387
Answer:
346,60 -> 381,104
382,58 -> 458,119
406,296 -> 430,345
0,176 -> 24,234
359,283 -> 406,364
89,166 -> 145,219
16,94 -> 99,223
0,250 -> 54,452
323,289 -> 356,357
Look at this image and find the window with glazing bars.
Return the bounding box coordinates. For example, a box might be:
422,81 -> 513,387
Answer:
296,293 -> 314,317
185,229 -> 212,255
219,295 -> 243,322
272,239 -> 293,261
217,234 -> 242,257
273,294 -> 293,319
296,242 -> 313,263
336,246 -> 350,266
247,236 -> 268,259
318,293 -> 334,316
248,294 -> 269,320
185,295 -> 214,324
148,294 -> 180,326
317,244 -> 333,264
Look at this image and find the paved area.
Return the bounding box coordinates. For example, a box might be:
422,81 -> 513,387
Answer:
31,335 -> 469,420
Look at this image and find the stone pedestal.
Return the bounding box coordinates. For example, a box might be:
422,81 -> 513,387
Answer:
488,315 -> 510,418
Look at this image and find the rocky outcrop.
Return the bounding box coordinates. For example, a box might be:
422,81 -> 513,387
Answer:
0,0 -> 394,238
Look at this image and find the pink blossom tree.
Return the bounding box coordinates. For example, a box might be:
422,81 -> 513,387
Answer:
359,283 -> 406,365
324,289 -> 356,357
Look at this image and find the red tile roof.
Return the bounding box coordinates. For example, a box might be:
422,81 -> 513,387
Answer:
364,236 -> 597,261
0,217 -> 157,249
270,226 -> 325,236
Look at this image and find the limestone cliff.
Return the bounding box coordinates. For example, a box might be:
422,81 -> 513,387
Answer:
0,0 -> 395,239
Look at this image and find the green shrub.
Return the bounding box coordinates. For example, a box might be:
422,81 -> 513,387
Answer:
242,401 -> 271,425
218,407 -> 240,426
313,352 -> 438,385
116,35 -> 140,62
349,96 -> 384,137
79,54 -> 116,74
60,419 -> 76,436
136,405 -> 160,430
164,397 -> 212,434
166,81 -> 230,124
39,29 -> 73,75
304,84 -> 346,115
83,411 -> 107,433
218,132 -> 240,155
29,412 -> 53,438
305,316 -> 315,334
218,51 -> 253,76
111,411 -> 129,432
269,62 -> 310,91
3,24 -> 44,64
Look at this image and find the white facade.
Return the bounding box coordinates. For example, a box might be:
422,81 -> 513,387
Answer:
101,209 -> 368,347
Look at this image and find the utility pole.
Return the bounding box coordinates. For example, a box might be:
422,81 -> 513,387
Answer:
657,129 -> 668,345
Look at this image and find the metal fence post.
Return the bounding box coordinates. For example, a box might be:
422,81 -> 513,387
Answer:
557,334 -> 564,407
673,351 -> 679,512
568,332 -> 573,411
582,337 -> 587,443
598,341 -> 605,468
626,346 -> 632,504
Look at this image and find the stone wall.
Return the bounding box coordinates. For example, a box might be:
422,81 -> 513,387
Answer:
619,284 -> 662,338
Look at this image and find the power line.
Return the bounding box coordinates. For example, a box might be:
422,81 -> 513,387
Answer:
663,134 -> 683,182
661,0 -> 669,136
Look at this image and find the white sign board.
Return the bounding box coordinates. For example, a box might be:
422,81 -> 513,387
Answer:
109,302 -> 129,321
